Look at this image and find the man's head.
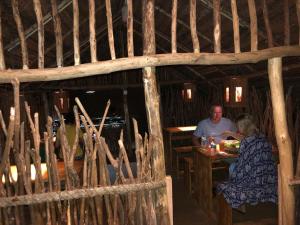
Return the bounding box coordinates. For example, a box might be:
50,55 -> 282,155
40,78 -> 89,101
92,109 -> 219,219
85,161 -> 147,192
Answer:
209,105 -> 223,124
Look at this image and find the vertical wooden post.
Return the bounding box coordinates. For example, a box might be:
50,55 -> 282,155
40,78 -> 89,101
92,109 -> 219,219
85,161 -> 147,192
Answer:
231,0 -> 240,53
247,0 -> 258,51
268,57 -> 295,225
189,0 -> 199,53
11,0 -> 29,69
127,0 -> 134,57
213,0 -> 221,53
33,0 -> 44,68
0,4 -> 5,70
89,0 -> 97,63
106,0 -> 116,60
296,0 -> 300,45
283,0 -> 290,46
262,0 -> 273,48
142,0 -> 169,225
73,0 -> 80,65
50,0 -> 63,67
171,0 -> 177,53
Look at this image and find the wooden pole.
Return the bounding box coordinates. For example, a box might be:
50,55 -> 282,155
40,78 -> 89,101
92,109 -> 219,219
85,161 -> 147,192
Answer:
296,0 -> 300,45
213,0 -> 221,53
89,0 -> 97,63
0,4 -> 5,70
283,0 -> 290,46
50,0 -> 63,67
106,0 -> 116,60
231,0 -> 240,53
262,0 -> 273,48
171,0 -> 177,53
33,0 -> 44,68
189,0 -> 199,53
142,0 -> 169,225
247,0 -> 258,51
73,0 -> 80,65
127,0 -> 134,57
268,57 -> 295,225
11,0 -> 29,69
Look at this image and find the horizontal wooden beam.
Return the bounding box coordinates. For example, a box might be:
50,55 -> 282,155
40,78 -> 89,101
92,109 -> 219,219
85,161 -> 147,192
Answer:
0,46 -> 299,83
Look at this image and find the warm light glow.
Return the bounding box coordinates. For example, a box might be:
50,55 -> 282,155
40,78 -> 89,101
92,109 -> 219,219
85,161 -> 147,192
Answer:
225,87 -> 230,102
186,88 -> 192,99
178,126 -> 197,131
2,163 -> 48,183
235,87 -> 243,102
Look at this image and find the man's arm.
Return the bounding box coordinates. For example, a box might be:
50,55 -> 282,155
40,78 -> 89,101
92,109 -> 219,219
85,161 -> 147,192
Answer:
192,135 -> 201,146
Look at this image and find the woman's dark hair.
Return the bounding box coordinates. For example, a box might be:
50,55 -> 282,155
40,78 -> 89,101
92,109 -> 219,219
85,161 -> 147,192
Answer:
236,113 -> 258,136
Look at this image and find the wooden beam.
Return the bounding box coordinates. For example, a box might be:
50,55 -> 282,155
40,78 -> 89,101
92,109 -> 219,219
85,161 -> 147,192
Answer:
73,0 -> 80,65
50,0 -> 64,67
247,0 -> 258,51
106,0 -> 116,60
0,46 -> 299,83
171,0 -> 177,53
190,0 -> 200,53
231,0 -> 240,53
11,0 -> 29,69
262,0 -> 274,48
213,0 -> 221,53
33,0 -> 45,68
0,4 -> 5,70
127,0 -> 134,57
6,0 -> 72,52
154,6 -> 257,73
268,57 -> 295,225
283,0 -> 290,46
199,0 -> 280,46
89,0 -> 97,62
296,0 -> 300,45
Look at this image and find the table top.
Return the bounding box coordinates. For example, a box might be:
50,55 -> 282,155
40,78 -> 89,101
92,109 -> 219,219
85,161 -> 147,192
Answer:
193,146 -> 238,160
164,126 -> 196,133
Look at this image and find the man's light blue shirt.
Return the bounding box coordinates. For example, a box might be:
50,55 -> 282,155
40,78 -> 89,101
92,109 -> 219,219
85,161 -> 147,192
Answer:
193,117 -> 237,144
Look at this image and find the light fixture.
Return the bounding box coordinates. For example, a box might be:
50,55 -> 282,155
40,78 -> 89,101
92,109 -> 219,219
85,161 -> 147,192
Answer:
182,83 -> 195,102
53,90 -> 70,113
224,76 -> 248,107
85,90 -> 95,94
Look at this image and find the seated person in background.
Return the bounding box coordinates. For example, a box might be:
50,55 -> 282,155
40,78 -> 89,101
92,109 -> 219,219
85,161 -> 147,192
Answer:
192,104 -> 237,146
55,113 -> 84,160
217,114 -> 278,209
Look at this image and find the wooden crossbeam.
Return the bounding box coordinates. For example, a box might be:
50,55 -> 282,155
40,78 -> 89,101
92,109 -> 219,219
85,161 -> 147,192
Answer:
0,46 -> 299,83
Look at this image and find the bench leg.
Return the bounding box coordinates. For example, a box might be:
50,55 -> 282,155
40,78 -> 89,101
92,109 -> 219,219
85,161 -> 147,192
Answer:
217,194 -> 232,225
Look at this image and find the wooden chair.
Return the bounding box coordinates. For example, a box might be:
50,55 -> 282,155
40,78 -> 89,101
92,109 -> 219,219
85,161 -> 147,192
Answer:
183,157 -> 194,194
173,146 -> 193,178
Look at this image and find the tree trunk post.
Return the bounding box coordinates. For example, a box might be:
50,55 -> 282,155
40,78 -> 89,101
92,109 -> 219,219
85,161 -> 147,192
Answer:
142,0 -> 170,224
268,57 -> 295,225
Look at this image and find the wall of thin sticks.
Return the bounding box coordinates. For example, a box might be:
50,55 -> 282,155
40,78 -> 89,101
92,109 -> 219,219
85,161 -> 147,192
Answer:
0,80 -> 168,225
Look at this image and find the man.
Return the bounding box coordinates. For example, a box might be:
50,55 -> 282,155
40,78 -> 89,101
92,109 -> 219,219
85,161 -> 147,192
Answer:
192,104 -> 237,146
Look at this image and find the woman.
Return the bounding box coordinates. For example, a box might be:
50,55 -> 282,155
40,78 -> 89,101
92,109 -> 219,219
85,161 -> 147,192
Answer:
217,114 -> 278,208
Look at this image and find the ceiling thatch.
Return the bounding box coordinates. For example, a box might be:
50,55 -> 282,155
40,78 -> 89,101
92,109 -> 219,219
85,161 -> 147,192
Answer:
0,0 -> 299,92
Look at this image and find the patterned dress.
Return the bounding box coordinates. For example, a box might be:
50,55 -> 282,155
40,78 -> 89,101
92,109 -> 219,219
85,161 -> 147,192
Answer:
217,133 -> 278,208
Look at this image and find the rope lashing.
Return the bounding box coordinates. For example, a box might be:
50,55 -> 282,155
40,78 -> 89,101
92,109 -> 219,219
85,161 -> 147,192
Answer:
0,180 -> 166,207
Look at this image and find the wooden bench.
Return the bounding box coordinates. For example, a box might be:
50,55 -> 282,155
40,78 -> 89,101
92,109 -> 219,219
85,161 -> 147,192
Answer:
173,146 -> 193,178
183,157 -> 194,195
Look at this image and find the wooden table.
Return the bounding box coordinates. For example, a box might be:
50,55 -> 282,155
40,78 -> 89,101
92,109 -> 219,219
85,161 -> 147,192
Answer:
193,147 -> 237,219
163,126 -> 196,170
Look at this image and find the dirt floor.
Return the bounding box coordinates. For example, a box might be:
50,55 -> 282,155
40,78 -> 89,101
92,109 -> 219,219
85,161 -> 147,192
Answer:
172,176 -> 278,225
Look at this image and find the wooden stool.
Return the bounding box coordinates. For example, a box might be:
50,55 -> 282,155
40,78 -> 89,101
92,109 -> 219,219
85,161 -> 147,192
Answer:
173,146 -> 193,178
183,157 -> 194,195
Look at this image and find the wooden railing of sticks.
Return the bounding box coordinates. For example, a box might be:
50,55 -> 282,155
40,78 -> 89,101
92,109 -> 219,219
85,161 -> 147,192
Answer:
0,79 -> 166,225
0,1 -> 299,82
